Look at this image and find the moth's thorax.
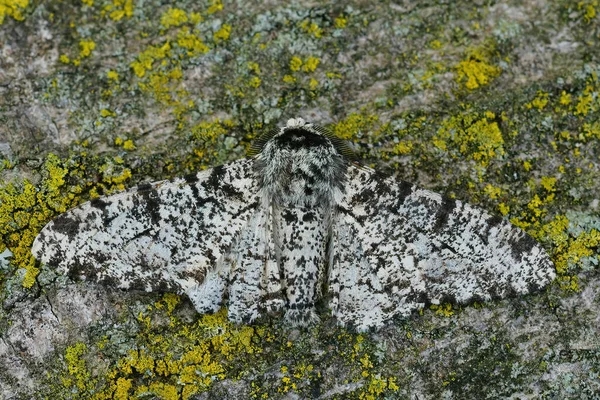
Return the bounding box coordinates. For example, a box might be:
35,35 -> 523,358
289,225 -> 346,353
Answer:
254,126 -> 348,208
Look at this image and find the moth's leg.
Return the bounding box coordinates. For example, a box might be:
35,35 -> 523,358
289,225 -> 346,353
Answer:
227,210 -> 269,324
277,207 -> 327,326
327,216 -> 340,316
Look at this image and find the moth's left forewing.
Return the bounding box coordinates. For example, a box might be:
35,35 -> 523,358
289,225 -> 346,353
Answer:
331,164 -> 556,331
32,158 -> 261,307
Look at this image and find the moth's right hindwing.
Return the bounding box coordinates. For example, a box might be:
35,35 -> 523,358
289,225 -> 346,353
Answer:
32,158 -> 260,299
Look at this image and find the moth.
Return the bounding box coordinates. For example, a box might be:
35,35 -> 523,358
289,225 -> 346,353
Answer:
32,118 -> 555,331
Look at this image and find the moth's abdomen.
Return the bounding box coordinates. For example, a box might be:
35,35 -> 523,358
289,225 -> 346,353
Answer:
275,206 -> 328,325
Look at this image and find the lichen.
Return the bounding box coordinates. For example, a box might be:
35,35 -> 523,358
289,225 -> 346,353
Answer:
455,45 -> 502,90
0,0 -> 28,24
4,0 -> 600,397
0,152 -> 134,287
433,110 -> 504,167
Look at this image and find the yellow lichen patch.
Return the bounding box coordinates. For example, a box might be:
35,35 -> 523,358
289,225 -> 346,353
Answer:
187,118 -> 235,167
0,0 -> 28,24
540,176 -> 557,193
206,0 -> 223,14
64,308 -> 263,399
213,24 -> 231,42
161,7 -> 188,29
122,139 -> 135,150
0,154 -> 92,287
578,0 -> 598,23
359,375 -> 399,400
64,343 -> 94,391
455,46 -> 502,90
79,39 -> 96,58
107,70 -> 119,81
333,112 -> 380,141
560,90 -> 572,106
177,27 -> 210,56
581,121 -> 600,140
574,82 -> 598,116
334,15 -> 347,29
302,56 -> 320,73
300,19 -> 322,38
289,56 -> 303,72
247,61 -> 260,74
517,210 -> 600,291
100,108 -> 116,118
525,91 -> 549,110
498,202 -> 510,216
551,227 -> 600,276
101,0 -> 133,21
430,303 -> 455,317
429,39 -> 442,49
249,76 -> 261,88
98,161 -> 132,191
130,42 -> 172,78
392,140 -> 413,155
433,111 -> 505,166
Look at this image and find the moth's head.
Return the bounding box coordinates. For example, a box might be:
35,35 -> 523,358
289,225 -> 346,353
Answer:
248,117 -> 356,161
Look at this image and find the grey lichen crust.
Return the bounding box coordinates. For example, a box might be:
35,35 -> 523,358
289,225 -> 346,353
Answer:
31,118 -> 556,331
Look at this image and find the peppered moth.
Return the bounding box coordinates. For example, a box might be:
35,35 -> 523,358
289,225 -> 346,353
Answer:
32,117 -> 555,331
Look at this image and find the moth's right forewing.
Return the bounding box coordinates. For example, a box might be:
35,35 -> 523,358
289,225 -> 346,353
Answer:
330,165 -> 556,331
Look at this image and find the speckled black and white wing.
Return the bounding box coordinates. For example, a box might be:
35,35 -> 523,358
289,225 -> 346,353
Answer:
32,158 -> 260,314
329,166 -> 556,331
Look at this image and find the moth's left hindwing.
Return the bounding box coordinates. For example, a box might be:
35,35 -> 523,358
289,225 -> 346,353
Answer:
32,158 -> 260,305
330,166 -> 556,331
